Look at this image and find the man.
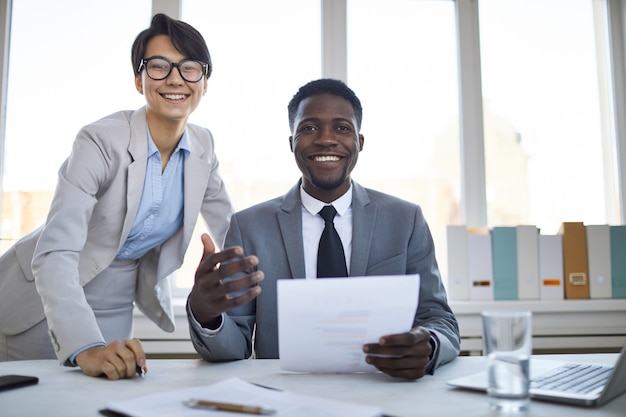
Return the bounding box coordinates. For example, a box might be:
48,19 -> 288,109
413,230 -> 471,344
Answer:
187,79 -> 460,380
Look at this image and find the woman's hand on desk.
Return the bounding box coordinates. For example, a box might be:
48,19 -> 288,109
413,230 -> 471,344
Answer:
75,338 -> 146,380
362,327 -> 432,380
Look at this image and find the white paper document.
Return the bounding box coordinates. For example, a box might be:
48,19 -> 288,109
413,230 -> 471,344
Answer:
105,377 -> 382,417
277,274 -> 420,373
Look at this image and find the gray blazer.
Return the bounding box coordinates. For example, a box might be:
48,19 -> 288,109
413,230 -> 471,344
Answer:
0,107 -> 233,364
189,181 -> 460,370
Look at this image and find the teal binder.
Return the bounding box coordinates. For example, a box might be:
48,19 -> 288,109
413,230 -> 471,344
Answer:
610,225 -> 626,299
492,227 -> 518,300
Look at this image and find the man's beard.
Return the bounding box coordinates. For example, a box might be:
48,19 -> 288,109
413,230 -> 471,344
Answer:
309,167 -> 349,191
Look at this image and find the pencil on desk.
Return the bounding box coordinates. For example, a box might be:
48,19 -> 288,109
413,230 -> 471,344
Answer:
185,399 -> 276,415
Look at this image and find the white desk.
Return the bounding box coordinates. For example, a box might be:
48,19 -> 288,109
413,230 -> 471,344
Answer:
0,354 -> 623,417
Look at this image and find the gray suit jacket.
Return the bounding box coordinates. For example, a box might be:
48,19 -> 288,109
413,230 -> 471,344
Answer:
189,181 -> 460,370
0,107 -> 233,364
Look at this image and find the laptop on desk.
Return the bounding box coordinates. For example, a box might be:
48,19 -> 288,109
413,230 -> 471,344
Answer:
446,343 -> 626,407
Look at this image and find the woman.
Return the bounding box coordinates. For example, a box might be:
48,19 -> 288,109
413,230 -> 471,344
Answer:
0,14 -> 233,380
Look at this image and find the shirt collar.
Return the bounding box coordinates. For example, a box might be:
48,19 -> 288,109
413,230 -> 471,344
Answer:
300,182 -> 353,217
146,128 -> 191,157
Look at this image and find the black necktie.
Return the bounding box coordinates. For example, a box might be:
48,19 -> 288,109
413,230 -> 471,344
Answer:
317,205 -> 348,278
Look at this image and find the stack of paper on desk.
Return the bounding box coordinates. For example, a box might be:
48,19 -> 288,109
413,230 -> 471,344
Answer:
277,274 -> 420,373
104,377 -> 383,417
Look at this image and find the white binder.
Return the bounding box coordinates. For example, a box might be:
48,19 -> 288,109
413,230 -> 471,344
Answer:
517,225 -> 540,300
446,225 -> 469,300
538,234 -> 564,300
586,225 -> 612,299
468,232 -> 493,301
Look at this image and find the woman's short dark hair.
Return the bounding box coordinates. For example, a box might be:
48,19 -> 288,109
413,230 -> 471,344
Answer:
131,13 -> 212,79
288,79 -> 363,132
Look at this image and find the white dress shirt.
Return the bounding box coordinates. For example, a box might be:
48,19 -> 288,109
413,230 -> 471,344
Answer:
300,184 -> 353,279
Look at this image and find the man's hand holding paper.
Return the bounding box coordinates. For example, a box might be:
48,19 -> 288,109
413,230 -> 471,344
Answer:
277,274 -> 421,375
363,326 -> 433,380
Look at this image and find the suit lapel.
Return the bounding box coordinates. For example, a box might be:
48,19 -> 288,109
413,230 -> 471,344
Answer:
350,183 -> 376,276
277,181 -> 377,278
161,127 -> 210,272
121,107 -> 149,247
277,183 -> 306,278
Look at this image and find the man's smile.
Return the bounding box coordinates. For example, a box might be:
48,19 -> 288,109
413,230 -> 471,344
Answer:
311,155 -> 342,162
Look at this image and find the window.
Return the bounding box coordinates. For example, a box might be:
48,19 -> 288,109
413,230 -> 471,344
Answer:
479,0 -> 617,232
1,0 -> 151,254
1,0 -> 623,293
346,0 -> 460,278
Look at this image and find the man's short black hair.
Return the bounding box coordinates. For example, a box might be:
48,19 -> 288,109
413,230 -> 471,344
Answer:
131,13 -> 212,79
288,79 -> 363,132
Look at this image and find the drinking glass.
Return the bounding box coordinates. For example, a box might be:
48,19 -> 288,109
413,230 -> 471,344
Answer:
482,310 -> 532,412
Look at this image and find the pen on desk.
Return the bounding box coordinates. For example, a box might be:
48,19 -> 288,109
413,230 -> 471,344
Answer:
136,365 -> 145,378
184,399 -> 276,415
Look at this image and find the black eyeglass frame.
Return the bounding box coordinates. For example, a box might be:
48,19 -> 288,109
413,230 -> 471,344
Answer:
137,56 -> 209,83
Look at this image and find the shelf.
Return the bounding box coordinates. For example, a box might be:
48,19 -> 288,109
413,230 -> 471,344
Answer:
450,299 -> 626,313
450,299 -> 626,354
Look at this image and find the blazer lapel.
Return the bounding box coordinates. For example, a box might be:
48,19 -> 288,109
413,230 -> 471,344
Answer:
350,182 -> 376,276
121,107 -> 149,247
160,127 -> 210,273
277,183 -> 306,279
